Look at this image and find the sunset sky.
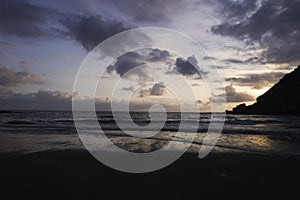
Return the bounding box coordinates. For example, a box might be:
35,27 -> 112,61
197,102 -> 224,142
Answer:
0,0 -> 299,111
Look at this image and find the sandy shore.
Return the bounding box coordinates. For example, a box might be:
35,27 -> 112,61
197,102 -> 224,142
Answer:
1,149 -> 300,198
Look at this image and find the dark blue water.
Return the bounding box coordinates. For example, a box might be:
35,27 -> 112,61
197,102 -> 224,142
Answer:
0,111 -> 300,156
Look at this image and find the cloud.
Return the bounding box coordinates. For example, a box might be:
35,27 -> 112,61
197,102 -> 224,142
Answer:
107,49 -> 172,81
64,15 -> 129,51
106,51 -> 151,82
150,83 -> 166,96
196,100 -> 202,104
147,49 -> 171,62
211,0 -> 300,64
175,56 -> 199,76
275,65 -> 297,71
202,56 -> 217,61
0,88 -> 72,110
108,0 -> 185,23
0,1 -> 131,51
0,88 -> 174,111
222,57 -> 267,65
226,72 -> 285,89
107,52 -> 144,76
0,1 -> 168,52
0,41 -> 19,48
139,83 -> 166,97
222,58 -> 245,64
171,55 -> 207,77
225,85 -> 255,102
121,86 -> 134,91
208,0 -> 257,20
214,85 -> 255,103
0,0 -> 59,37
138,88 -> 150,98
0,64 -> 44,87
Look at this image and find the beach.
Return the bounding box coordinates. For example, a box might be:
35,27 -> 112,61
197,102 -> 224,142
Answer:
1,111 -> 300,198
2,149 -> 300,198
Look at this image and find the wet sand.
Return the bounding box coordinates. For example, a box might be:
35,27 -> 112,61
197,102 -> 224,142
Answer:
1,149 -> 300,198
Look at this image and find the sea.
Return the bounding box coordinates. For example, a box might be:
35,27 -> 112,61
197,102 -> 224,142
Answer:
1,111 -> 300,156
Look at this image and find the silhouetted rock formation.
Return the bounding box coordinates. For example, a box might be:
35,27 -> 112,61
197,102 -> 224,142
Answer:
230,65 -> 300,115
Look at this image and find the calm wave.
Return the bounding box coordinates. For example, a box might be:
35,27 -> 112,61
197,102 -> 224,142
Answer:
0,111 -> 300,156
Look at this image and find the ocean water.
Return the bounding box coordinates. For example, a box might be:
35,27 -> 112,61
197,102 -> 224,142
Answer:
0,111 -> 300,156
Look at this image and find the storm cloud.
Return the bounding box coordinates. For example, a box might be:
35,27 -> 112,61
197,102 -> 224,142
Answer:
64,15 -> 129,51
0,64 -> 44,87
211,0 -> 300,64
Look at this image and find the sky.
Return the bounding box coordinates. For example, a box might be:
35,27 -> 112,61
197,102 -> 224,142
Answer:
0,0 -> 299,111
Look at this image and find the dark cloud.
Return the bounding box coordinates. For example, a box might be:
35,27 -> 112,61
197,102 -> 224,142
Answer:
174,56 -> 202,76
0,0 -> 59,37
222,57 -> 267,65
222,58 -> 245,64
139,83 -> 166,97
106,51 -> 150,82
107,52 -> 144,76
211,0 -> 300,64
64,15 -> 129,51
208,0 -> 257,20
150,83 -> 166,96
226,72 -> 285,89
196,100 -> 202,104
0,64 -> 44,87
202,56 -> 217,61
0,1 -> 131,51
147,49 -> 170,62
225,85 -> 255,102
0,1 -> 180,52
205,64 -> 229,70
107,49 -> 172,81
108,0 -> 184,23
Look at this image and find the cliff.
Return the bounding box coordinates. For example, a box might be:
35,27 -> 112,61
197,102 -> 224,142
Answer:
230,65 -> 300,115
